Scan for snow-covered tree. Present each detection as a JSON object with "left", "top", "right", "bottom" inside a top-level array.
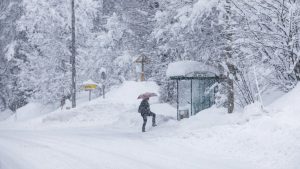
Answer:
[
  {"left": 2, "top": 0, "right": 298, "bottom": 111},
  {"left": 0, "top": 0, "right": 23, "bottom": 111},
  {"left": 17, "top": 0, "right": 98, "bottom": 104},
  {"left": 80, "top": 0, "right": 159, "bottom": 87},
  {"left": 239, "top": 0, "right": 300, "bottom": 92},
  {"left": 150, "top": 0, "right": 266, "bottom": 109}
]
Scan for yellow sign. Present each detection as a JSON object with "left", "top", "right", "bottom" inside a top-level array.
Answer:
[{"left": 84, "top": 84, "right": 97, "bottom": 90}]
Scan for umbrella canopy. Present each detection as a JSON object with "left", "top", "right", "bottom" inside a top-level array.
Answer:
[{"left": 137, "top": 92, "right": 158, "bottom": 99}]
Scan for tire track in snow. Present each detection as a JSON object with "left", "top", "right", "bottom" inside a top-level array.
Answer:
[
  {"left": 0, "top": 128, "right": 256, "bottom": 169},
  {"left": 0, "top": 131, "right": 96, "bottom": 169},
  {"left": 0, "top": 130, "right": 172, "bottom": 169},
  {"left": 0, "top": 146, "right": 32, "bottom": 169}
]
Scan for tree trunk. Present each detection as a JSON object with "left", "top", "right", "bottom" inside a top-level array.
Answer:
[
  {"left": 0, "top": 95, "right": 7, "bottom": 111},
  {"left": 294, "top": 60, "right": 300, "bottom": 81},
  {"left": 226, "top": 63, "right": 234, "bottom": 113},
  {"left": 225, "top": 0, "right": 234, "bottom": 113}
]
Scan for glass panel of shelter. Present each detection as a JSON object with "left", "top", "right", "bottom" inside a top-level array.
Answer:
[
  {"left": 178, "top": 78, "right": 217, "bottom": 117},
  {"left": 192, "top": 79, "right": 217, "bottom": 115},
  {"left": 178, "top": 80, "right": 192, "bottom": 117}
]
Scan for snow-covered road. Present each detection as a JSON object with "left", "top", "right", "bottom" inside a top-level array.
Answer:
[
  {"left": 1, "top": 82, "right": 299, "bottom": 169},
  {"left": 0, "top": 127, "right": 253, "bottom": 169}
]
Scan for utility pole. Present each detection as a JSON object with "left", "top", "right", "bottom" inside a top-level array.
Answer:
[{"left": 71, "top": 0, "right": 76, "bottom": 108}]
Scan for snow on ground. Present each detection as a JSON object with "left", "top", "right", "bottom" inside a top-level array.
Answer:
[
  {"left": 1, "top": 88, "right": 101, "bottom": 124},
  {"left": 34, "top": 81, "right": 166, "bottom": 129},
  {"left": 0, "top": 109, "right": 14, "bottom": 121},
  {"left": 0, "top": 81, "right": 299, "bottom": 169},
  {"left": 6, "top": 102, "right": 56, "bottom": 122}
]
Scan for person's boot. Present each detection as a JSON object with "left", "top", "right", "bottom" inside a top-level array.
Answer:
[
  {"left": 142, "top": 123, "right": 146, "bottom": 132},
  {"left": 142, "top": 115, "right": 148, "bottom": 132},
  {"left": 152, "top": 113, "right": 156, "bottom": 127}
]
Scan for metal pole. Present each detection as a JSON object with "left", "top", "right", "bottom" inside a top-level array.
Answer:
[
  {"left": 176, "top": 80, "right": 179, "bottom": 121},
  {"left": 190, "top": 79, "right": 193, "bottom": 116},
  {"left": 89, "top": 90, "right": 91, "bottom": 101},
  {"left": 102, "top": 85, "right": 105, "bottom": 99},
  {"left": 214, "top": 79, "right": 217, "bottom": 104},
  {"left": 209, "top": 80, "right": 212, "bottom": 106}
]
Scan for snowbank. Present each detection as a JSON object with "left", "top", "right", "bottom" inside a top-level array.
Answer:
[
  {"left": 1, "top": 88, "right": 97, "bottom": 122},
  {"left": 268, "top": 84, "right": 300, "bottom": 128},
  {"left": 35, "top": 81, "right": 176, "bottom": 129},
  {"left": 166, "top": 85, "right": 300, "bottom": 169},
  {"left": 106, "top": 81, "right": 160, "bottom": 104},
  {"left": 175, "top": 106, "right": 238, "bottom": 130},
  {"left": 166, "top": 60, "right": 220, "bottom": 77},
  {"left": 1, "top": 82, "right": 300, "bottom": 169},
  {"left": 10, "top": 102, "right": 56, "bottom": 121},
  {"left": 0, "top": 109, "right": 14, "bottom": 121},
  {"left": 0, "top": 81, "right": 166, "bottom": 127}
]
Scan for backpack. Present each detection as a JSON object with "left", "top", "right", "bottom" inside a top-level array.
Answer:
[
  {"left": 138, "top": 104, "right": 143, "bottom": 113},
  {"left": 138, "top": 100, "right": 150, "bottom": 114}
]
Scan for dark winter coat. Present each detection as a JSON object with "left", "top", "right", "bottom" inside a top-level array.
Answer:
[{"left": 138, "top": 99, "right": 151, "bottom": 115}]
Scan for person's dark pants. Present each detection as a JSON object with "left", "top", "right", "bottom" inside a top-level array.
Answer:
[{"left": 141, "top": 112, "right": 156, "bottom": 132}]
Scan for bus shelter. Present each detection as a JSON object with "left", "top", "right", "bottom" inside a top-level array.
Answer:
[{"left": 166, "top": 61, "right": 222, "bottom": 120}]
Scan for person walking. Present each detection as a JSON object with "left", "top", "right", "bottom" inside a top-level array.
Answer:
[{"left": 138, "top": 97, "right": 157, "bottom": 132}]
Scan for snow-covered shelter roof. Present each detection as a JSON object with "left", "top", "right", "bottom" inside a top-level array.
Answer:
[{"left": 166, "top": 61, "right": 220, "bottom": 78}]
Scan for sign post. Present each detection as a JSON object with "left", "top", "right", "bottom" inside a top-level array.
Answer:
[
  {"left": 82, "top": 80, "right": 98, "bottom": 101},
  {"left": 134, "top": 55, "right": 150, "bottom": 81}
]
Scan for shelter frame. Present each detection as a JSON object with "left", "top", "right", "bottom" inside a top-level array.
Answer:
[{"left": 170, "top": 76, "right": 222, "bottom": 121}]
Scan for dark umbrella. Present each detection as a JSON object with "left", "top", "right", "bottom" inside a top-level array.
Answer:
[{"left": 137, "top": 92, "right": 158, "bottom": 99}]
